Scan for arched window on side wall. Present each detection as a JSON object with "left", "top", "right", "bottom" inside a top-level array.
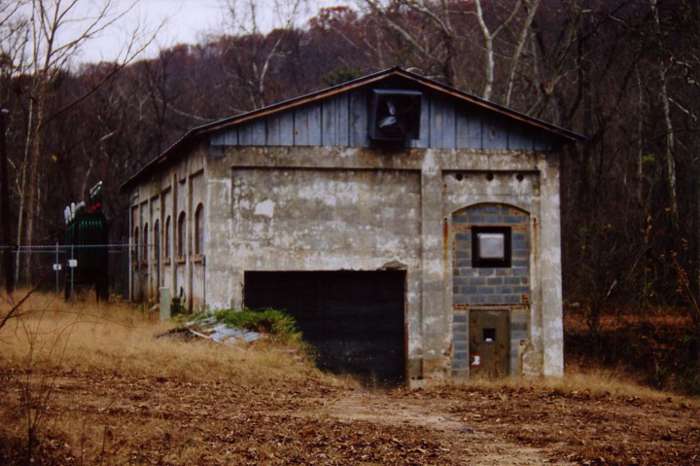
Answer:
[
  {"left": 194, "top": 203, "right": 204, "bottom": 255},
  {"left": 143, "top": 223, "right": 149, "bottom": 265},
  {"left": 164, "top": 216, "right": 171, "bottom": 260},
  {"left": 133, "top": 226, "right": 139, "bottom": 265},
  {"left": 177, "top": 212, "right": 186, "bottom": 259},
  {"left": 154, "top": 220, "right": 160, "bottom": 261}
]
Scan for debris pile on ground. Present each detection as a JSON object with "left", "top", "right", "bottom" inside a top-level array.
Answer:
[
  {"left": 158, "top": 315, "right": 263, "bottom": 345},
  {"left": 194, "top": 320, "right": 263, "bottom": 344},
  {"left": 158, "top": 308, "right": 300, "bottom": 346}
]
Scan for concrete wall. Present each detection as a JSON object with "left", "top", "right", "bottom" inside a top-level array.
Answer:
[
  {"left": 200, "top": 145, "right": 561, "bottom": 381},
  {"left": 128, "top": 137, "right": 564, "bottom": 382},
  {"left": 128, "top": 144, "right": 207, "bottom": 310}
]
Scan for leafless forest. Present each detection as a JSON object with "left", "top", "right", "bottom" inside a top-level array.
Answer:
[{"left": 0, "top": 0, "right": 699, "bottom": 391}]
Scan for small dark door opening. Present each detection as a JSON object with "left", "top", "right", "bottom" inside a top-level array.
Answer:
[
  {"left": 244, "top": 271, "right": 406, "bottom": 384},
  {"left": 469, "top": 309, "right": 510, "bottom": 378}
]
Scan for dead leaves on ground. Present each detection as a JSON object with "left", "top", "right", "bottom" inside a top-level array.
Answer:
[{"left": 1, "top": 370, "right": 699, "bottom": 465}]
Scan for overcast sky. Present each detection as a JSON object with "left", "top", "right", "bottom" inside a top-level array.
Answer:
[{"left": 59, "top": 0, "right": 348, "bottom": 64}]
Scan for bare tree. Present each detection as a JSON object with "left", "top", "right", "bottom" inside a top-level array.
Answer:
[
  {"left": 0, "top": 0, "right": 29, "bottom": 70},
  {"left": 361, "top": 0, "right": 536, "bottom": 101},
  {"left": 473, "top": 0, "right": 522, "bottom": 100},
  {"left": 219, "top": 0, "right": 307, "bottom": 108},
  {"left": 16, "top": 0, "right": 154, "bottom": 284},
  {"left": 504, "top": 0, "right": 540, "bottom": 106},
  {"left": 650, "top": 0, "right": 678, "bottom": 230},
  {"left": 0, "top": 1, "right": 30, "bottom": 294}
]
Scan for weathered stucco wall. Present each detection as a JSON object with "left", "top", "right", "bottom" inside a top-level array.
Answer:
[
  {"left": 128, "top": 143, "right": 207, "bottom": 309},
  {"left": 204, "top": 145, "right": 561, "bottom": 381},
  {"left": 128, "top": 142, "right": 564, "bottom": 383}
]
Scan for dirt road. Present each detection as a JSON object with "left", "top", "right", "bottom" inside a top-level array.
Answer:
[{"left": 1, "top": 368, "right": 698, "bottom": 465}]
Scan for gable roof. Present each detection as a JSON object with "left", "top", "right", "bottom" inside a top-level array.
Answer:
[{"left": 121, "top": 66, "right": 585, "bottom": 191}]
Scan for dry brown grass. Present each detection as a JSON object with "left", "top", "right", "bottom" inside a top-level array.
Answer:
[
  {"left": 2, "top": 291, "right": 692, "bottom": 399},
  {"left": 564, "top": 305, "right": 693, "bottom": 333},
  {"left": 0, "top": 290, "right": 339, "bottom": 387},
  {"left": 1, "top": 292, "right": 698, "bottom": 464},
  {"left": 441, "top": 366, "right": 697, "bottom": 404}
]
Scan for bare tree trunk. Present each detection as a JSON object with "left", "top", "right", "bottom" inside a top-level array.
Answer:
[
  {"left": 659, "top": 65, "right": 679, "bottom": 229},
  {"left": 505, "top": 0, "right": 540, "bottom": 107},
  {"left": 474, "top": 0, "right": 495, "bottom": 101},
  {"left": 15, "top": 97, "right": 32, "bottom": 286},
  {"left": 0, "top": 107, "right": 13, "bottom": 294},
  {"left": 23, "top": 78, "right": 47, "bottom": 284},
  {"left": 475, "top": 0, "right": 522, "bottom": 102},
  {"left": 650, "top": 0, "right": 679, "bottom": 230},
  {"left": 635, "top": 66, "right": 650, "bottom": 306},
  {"left": 635, "top": 66, "right": 644, "bottom": 206},
  {"left": 79, "top": 151, "right": 94, "bottom": 198}
]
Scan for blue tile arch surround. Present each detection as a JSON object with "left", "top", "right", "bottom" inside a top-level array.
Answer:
[{"left": 452, "top": 204, "right": 530, "bottom": 307}]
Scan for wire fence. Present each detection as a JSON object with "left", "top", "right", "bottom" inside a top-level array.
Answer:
[
  {"left": 1, "top": 242, "right": 209, "bottom": 309},
  {"left": 0, "top": 243, "right": 131, "bottom": 299}
]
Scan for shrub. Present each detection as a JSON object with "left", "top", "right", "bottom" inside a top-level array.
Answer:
[{"left": 213, "top": 308, "right": 300, "bottom": 342}]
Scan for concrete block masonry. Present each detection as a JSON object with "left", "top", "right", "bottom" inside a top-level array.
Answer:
[{"left": 452, "top": 205, "right": 530, "bottom": 307}]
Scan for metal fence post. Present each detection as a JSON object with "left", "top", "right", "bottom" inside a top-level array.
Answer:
[
  {"left": 70, "top": 244, "right": 75, "bottom": 299},
  {"left": 55, "top": 242, "right": 59, "bottom": 293},
  {"left": 202, "top": 255, "right": 206, "bottom": 310}
]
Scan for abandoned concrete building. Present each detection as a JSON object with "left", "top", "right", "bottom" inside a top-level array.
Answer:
[{"left": 122, "top": 67, "right": 583, "bottom": 384}]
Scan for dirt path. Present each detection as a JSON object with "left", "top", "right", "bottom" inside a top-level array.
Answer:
[
  {"left": 1, "top": 369, "right": 699, "bottom": 465},
  {"left": 323, "top": 389, "right": 568, "bottom": 465}
]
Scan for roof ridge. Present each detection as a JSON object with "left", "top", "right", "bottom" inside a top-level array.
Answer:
[{"left": 121, "top": 67, "right": 584, "bottom": 191}]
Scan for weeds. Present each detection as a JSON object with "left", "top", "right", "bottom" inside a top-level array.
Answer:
[
  {"left": 1, "top": 296, "right": 325, "bottom": 385},
  {"left": 212, "top": 308, "right": 300, "bottom": 342},
  {"left": 0, "top": 292, "right": 341, "bottom": 463}
]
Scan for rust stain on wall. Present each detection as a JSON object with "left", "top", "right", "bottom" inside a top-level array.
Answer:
[{"left": 443, "top": 218, "right": 449, "bottom": 263}]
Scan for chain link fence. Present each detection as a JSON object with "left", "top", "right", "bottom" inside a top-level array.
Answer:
[{"left": 0, "top": 243, "right": 131, "bottom": 299}]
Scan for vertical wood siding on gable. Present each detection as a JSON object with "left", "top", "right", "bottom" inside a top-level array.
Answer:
[
  {"left": 456, "top": 108, "right": 482, "bottom": 149},
  {"left": 430, "top": 95, "right": 456, "bottom": 150},
  {"left": 238, "top": 119, "right": 266, "bottom": 146},
  {"left": 349, "top": 89, "right": 369, "bottom": 147},
  {"left": 209, "top": 90, "right": 555, "bottom": 151},
  {"left": 322, "top": 93, "right": 350, "bottom": 146},
  {"left": 294, "top": 104, "right": 322, "bottom": 146},
  {"left": 482, "top": 113, "right": 508, "bottom": 150},
  {"left": 410, "top": 92, "right": 431, "bottom": 149}
]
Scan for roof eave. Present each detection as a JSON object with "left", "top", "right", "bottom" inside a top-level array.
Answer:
[
  {"left": 120, "top": 129, "right": 199, "bottom": 192},
  {"left": 392, "top": 68, "right": 586, "bottom": 143},
  {"left": 122, "top": 66, "right": 586, "bottom": 191}
]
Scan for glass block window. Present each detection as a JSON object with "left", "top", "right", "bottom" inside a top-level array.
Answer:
[{"left": 472, "top": 226, "right": 511, "bottom": 268}]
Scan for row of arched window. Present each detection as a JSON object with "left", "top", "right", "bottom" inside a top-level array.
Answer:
[{"left": 133, "top": 203, "right": 204, "bottom": 265}]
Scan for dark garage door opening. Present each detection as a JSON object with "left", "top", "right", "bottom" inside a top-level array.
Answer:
[{"left": 244, "top": 271, "right": 406, "bottom": 384}]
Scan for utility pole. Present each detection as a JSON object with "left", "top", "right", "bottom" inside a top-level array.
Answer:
[{"left": 0, "top": 107, "right": 14, "bottom": 294}]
